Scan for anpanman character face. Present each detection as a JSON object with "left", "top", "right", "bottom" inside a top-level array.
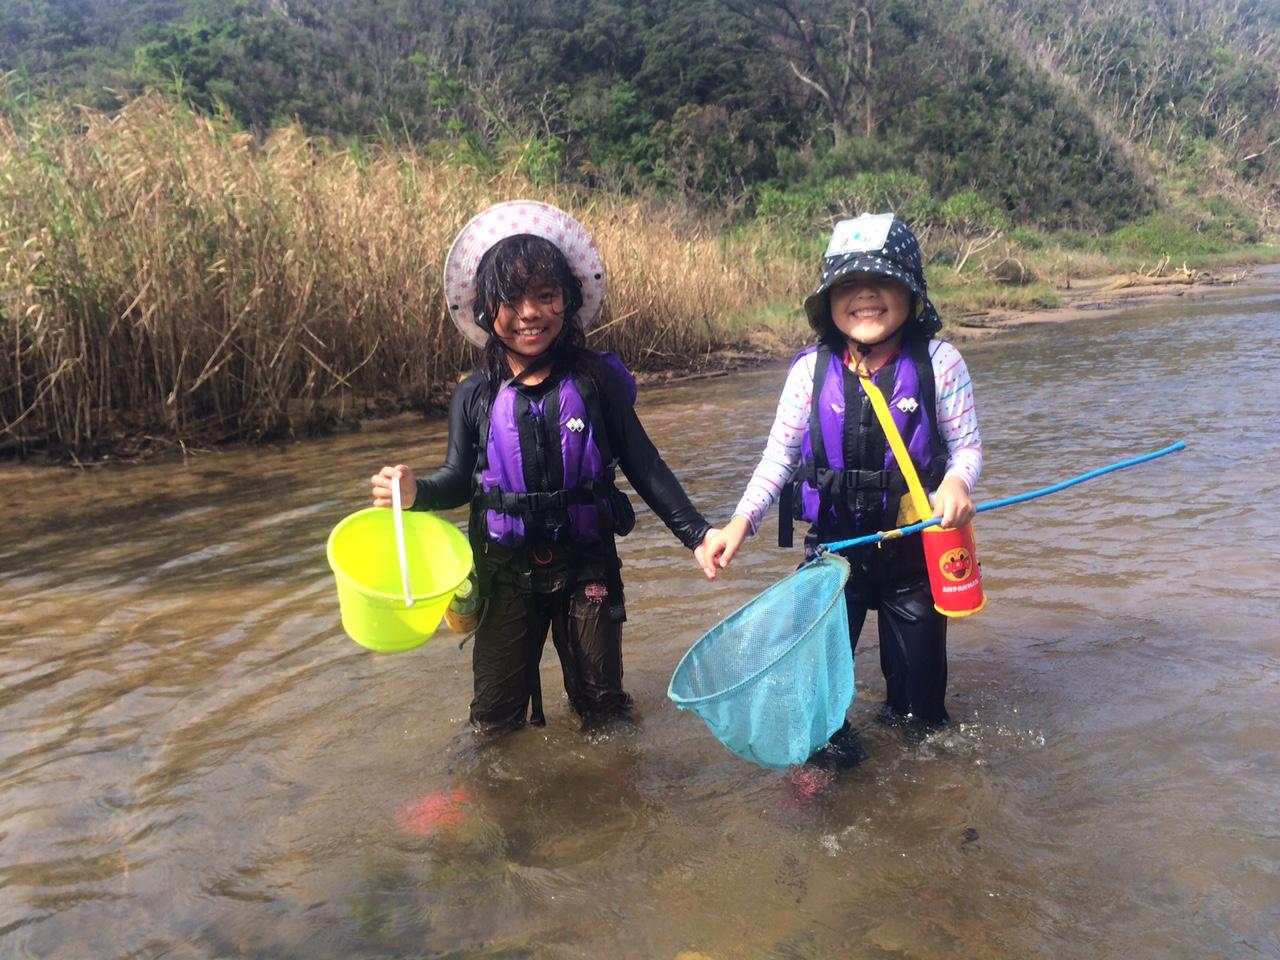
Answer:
[{"left": 939, "top": 547, "right": 972, "bottom": 583}]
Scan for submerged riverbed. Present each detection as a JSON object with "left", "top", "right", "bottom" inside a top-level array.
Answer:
[{"left": 2, "top": 273, "right": 1278, "bottom": 959}]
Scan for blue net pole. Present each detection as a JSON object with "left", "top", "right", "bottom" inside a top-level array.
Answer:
[{"left": 818, "top": 441, "right": 1186, "bottom": 554}]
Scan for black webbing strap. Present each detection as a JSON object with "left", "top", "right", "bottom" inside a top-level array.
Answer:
[
  {"left": 807, "top": 346, "right": 833, "bottom": 482},
  {"left": 818, "top": 467, "right": 896, "bottom": 492},
  {"left": 474, "top": 485, "right": 601, "bottom": 512},
  {"left": 778, "top": 481, "right": 794, "bottom": 548},
  {"left": 527, "top": 629, "right": 546, "bottom": 726}
]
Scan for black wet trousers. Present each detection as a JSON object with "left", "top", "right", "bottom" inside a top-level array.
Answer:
[
  {"left": 470, "top": 558, "right": 631, "bottom": 731},
  {"left": 845, "top": 576, "right": 949, "bottom": 725},
  {"left": 820, "top": 535, "right": 950, "bottom": 726}
]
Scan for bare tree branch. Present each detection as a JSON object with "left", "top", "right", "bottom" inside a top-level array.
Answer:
[{"left": 718, "top": 0, "right": 875, "bottom": 144}]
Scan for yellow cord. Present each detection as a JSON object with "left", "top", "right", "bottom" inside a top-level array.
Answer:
[{"left": 858, "top": 375, "right": 934, "bottom": 522}]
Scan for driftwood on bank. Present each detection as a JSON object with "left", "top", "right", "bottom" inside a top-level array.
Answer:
[{"left": 1103, "top": 255, "right": 1247, "bottom": 290}]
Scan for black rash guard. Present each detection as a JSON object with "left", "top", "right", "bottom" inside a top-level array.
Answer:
[{"left": 411, "top": 366, "right": 710, "bottom": 551}]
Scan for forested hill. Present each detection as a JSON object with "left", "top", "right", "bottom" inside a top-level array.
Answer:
[{"left": 3, "top": 0, "right": 1279, "bottom": 235}]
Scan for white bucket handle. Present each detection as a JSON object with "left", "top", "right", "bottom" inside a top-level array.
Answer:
[{"left": 390, "top": 471, "right": 414, "bottom": 608}]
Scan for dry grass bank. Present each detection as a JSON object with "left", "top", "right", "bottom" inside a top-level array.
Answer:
[{"left": 0, "top": 94, "right": 807, "bottom": 459}]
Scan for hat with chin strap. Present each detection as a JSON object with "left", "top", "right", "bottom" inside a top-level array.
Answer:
[
  {"left": 803, "top": 213, "right": 941, "bottom": 338},
  {"left": 443, "top": 200, "right": 606, "bottom": 348}
]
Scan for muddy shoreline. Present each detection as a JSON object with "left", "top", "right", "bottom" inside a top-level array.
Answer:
[{"left": 939, "top": 266, "right": 1273, "bottom": 341}]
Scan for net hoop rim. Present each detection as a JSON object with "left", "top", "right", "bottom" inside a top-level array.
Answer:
[{"left": 667, "top": 552, "right": 851, "bottom": 708}]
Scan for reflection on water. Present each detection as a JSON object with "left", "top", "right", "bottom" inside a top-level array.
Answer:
[{"left": 2, "top": 273, "right": 1278, "bottom": 958}]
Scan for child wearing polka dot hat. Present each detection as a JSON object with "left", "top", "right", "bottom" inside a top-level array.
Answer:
[
  {"left": 370, "top": 200, "right": 715, "bottom": 732},
  {"left": 700, "top": 213, "right": 984, "bottom": 758}
]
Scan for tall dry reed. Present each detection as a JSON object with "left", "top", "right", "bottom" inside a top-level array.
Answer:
[{"left": 0, "top": 93, "right": 806, "bottom": 458}]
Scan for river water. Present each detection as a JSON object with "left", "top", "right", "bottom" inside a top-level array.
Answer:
[{"left": 2, "top": 273, "right": 1278, "bottom": 959}]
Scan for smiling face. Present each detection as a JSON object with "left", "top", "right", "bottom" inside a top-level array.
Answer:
[
  {"left": 940, "top": 547, "right": 973, "bottom": 582},
  {"left": 490, "top": 278, "right": 566, "bottom": 361},
  {"left": 828, "top": 273, "right": 912, "bottom": 348}
]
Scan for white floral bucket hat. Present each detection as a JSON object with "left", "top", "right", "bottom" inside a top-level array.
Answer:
[{"left": 443, "top": 200, "right": 606, "bottom": 348}]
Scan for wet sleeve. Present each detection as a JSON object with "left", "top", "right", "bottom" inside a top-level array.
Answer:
[
  {"left": 410, "top": 374, "right": 482, "bottom": 511},
  {"left": 600, "top": 373, "right": 711, "bottom": 551}
]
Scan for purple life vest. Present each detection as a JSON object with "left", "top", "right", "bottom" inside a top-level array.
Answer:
[
  {"left": 478, "top": 354, "right": 635, "bottom": 549},
  {"left": 793, "top": 340, "right": 945, "bottom": 536}
]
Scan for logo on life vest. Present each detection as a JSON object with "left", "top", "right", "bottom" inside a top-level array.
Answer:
[
  {"left": 566, "top": 417, "right": 586, "bottom": 433},
  {"left": 939, "top": 547, "right": 972, "bottom": 582},
  {"left": 895, "top": 397, "right": 918, "bottom": 413}
]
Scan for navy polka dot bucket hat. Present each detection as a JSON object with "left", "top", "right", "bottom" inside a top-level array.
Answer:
[{"left": 803, "top": 213, "right": 941, "bottom": 337}]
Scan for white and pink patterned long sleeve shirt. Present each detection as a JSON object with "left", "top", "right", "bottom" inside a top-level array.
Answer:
[{"left": 733, "top": 339, "right": 982, "bottom": 534}]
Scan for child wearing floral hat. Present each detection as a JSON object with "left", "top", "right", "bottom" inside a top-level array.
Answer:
[
  {"left": 699, "top": 213, "right": 983, "bottom": 757},
  {"left": 370, "top": 201, "right": 715, "bottom": 732}
]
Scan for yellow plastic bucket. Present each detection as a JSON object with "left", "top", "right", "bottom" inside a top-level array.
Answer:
[{"left": 327, "top": 508, "right": 473, "bottom": 653}]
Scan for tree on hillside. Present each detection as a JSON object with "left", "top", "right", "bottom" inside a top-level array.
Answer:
[
  {"left": 987, "top": 0, "right": 1280, "bottom": 222},
  {"left": 2, "top": 0, "right": 1274, "bottom": 229},
  {"left": 719, "top": 0, "right": 876, "bottom": 144}
]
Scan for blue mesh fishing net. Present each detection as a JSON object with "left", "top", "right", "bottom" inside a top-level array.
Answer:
[{"left": 668, "top": 553, "right": 854, "bottom": 769}]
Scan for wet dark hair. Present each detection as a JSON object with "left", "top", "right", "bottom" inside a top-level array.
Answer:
[{"left": 472, "top": 234, "right": 599, "bottom": 391}]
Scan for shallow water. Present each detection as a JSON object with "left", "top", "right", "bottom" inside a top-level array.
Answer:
[{"left": 2, "top": 272, "right": 1278, "bottom": 959}]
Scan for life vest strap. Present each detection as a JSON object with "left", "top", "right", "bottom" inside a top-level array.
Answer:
[
  {"left": 475, "top": 484, "right": 603, "bottom": 514},
  {"left": 815, "top": 467, "right": 899, "bottom": 493}
]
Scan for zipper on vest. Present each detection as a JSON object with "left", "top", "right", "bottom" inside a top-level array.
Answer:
[
  {"left": 528, "top": 398, "right": 552, "bottom": 492},
  {"left": 858, "top": 390, "right": 873, "bottom": 470}
]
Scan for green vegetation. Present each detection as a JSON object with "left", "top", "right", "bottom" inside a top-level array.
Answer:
[
  {"left": 2, "top": 0, "right": 1278, "bottom": 457},
  {"left": 4, "top": 0, "right": 1278, "bottom": 234}
]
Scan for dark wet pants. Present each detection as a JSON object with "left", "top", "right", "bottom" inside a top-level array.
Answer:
[
  {"left": 819, "top": 535, "right": 950, "bottom": 726},
  {"left": 470, "top": 554, "right": 632, "bottom": 731},
  {"left": 845, "top": 577, "right": 949, "bottom": 725}
]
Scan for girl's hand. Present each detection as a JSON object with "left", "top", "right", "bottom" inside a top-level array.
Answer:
[
  {"left": 696, "top": 516, "right": 752, "bottom": 580},
  {"left": 371, "top": 464, "right": 416, "bottom": 509},
  {"left": 693, "top": 538, "right": 718, "bottom": 580},
  {"left": 932, "top": 475, "right": 974, "bottom": 529}
]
